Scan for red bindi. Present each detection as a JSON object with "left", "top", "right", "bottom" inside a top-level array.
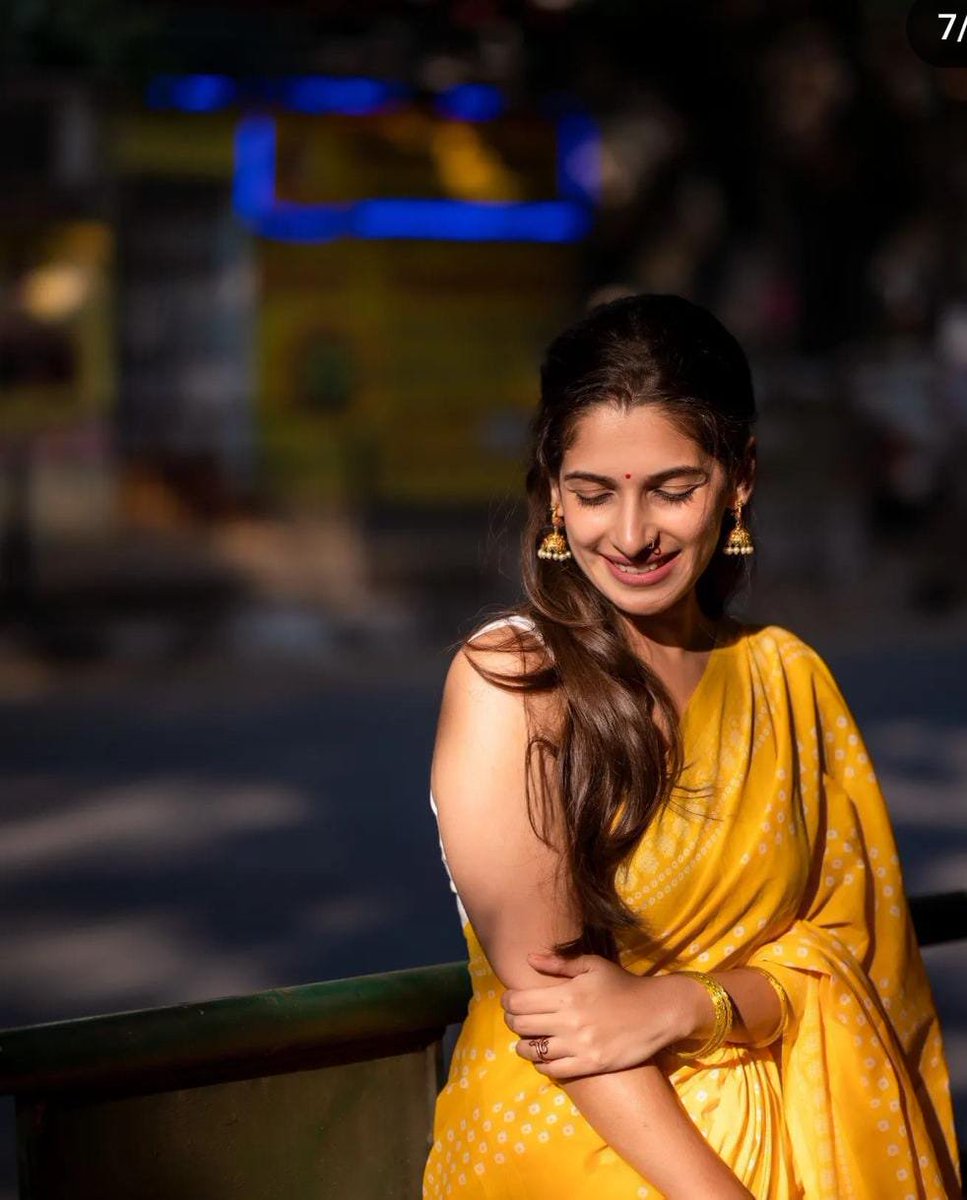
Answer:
[{"left": 624, "top": 473, "right": 631, "bottom": 479}]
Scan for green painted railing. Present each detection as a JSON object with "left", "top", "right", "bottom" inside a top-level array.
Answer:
[
  {"left": 0, "top": 960, "right": 472, "bottom": 1098},
  {"left": 0, "top": 961, "right": 472, "bottom": 1200},
  {"left": 0, "top": 890, "right": 963, "bottom": 1200}
]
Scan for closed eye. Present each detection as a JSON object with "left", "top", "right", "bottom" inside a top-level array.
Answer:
[
  {"left": 573, "top": 488, "right": 699, "bottom": 508},
  {"left": 655, "top": 488, "right": 699, "bottom": 504}
]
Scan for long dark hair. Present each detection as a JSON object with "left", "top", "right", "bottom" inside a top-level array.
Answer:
[{"left": 464, "top": 294, "right": 757, "bottom": 961}]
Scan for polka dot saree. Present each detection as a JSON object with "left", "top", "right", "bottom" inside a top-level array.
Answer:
[{"left": 423, "top": 622, "right": 961, "bottom": 1198}]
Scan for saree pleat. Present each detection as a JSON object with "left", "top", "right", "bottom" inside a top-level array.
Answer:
[{"left": 423, "top": 622, "right": 961, "bottom": 1198}]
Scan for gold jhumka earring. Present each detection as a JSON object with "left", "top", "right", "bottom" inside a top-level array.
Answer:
[
  {"left": 723, "top": 500, "right": 754, "bottom": 556},
  {"left": 537, "top": 503, "right": 572, "bottom": 561}
]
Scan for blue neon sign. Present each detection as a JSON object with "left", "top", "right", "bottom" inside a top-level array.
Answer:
[{"left": 150, "top": 75, "right": 599, "bottom": 244}]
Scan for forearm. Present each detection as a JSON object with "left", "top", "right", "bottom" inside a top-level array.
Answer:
[
  {"left": 561, "top": 1063, "right": 753, "bottom": 1200},
  {"left": 678, "top": 967, "right": 784, "bottom": 1050}
]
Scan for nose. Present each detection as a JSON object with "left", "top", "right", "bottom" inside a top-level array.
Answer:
[{"left": 611, "top": 500, "right": 660, "bottom": 560}]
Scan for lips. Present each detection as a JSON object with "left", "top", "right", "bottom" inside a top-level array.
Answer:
[
  {"left": 605, "top": 551, "right": 679, "bottom": 570},
  {"left": 601, "top": 550, "right": 681, "bottom": 587}
]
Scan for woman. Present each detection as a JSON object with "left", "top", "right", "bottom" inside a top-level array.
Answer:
[{"left": 422, "top": 294, "right": 961, "bottom": 1199}]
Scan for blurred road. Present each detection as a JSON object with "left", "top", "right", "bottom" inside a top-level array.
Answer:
[{"left": 0, "top": 619, "right": 964, "bottom": 1196}]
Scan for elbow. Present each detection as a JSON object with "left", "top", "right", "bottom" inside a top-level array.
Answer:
[{"left": 470, "top": 917, "right": 563, "bottom": 992}]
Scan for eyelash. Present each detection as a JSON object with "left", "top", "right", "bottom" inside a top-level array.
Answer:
[{"left": 574, "top": 488, "right": 699, "bottom": 508}]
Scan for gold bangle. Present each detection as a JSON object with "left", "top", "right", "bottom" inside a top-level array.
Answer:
[
  {"left": 676, "top": 970, "right": 734, "bottom": 1060},
  {"left": 744, "top": 966, "right": 791, "bottom": 1048}
]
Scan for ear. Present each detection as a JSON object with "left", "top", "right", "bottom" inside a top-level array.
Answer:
[
  {"left": 735, "top": 437, "right": 756, "bottom": 507},
  {"left": 548, "top": 481, "right": 562, "bottom": 515}
]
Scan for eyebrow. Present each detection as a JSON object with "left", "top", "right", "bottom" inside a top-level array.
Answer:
[{"left": 563, "top": 466, "right": 707, "bottom": 486}]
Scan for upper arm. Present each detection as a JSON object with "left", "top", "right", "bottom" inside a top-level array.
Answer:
[{"left": 430, "top": 633, "right": 580, "bottom": 990}]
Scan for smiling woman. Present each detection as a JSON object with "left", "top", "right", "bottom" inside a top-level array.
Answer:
[
  {"left": 565, "top": 469, "right": 710, "bottom": 557},
  {"left": 552, "top": 403, "right": 746, "bottom": 638},
  {"left": 422, "top": 294, "right": 961, "bottom": 1199}
]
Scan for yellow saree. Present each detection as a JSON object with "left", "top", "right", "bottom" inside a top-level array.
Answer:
[{"left": 423, "top": 620, "right": 961, "bottom": 1199}]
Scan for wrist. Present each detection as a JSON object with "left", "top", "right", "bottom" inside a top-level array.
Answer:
[
  {"left": 672, "top": 971, "right": 734, "bottom": 1059},
  {"left": 663, "top": 971, "right": 717, "bottom": 1044},
  {"left": 743, "top": 966, "right": 791, "bottom": 1047}
]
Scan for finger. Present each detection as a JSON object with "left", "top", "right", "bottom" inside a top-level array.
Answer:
[
  {"left": 530, "top": 1056, "right": 586, "bottom": 1081},
  {"left": 526, "top": 951, "right": 589, "bottom": 978},
  {"left": 502, "top": 983, "right": 570, "bottom": 1016},
  {"left": 505, "top": 1011, "right": 565, "bottom": 1037},
  {"left": 514, "top": 1036, "right": 561, "bottom": 1064}
]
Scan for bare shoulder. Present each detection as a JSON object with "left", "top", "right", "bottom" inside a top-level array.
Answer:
[
  {"left": 431, "top": 615, "right": 577, "bottom": 982},
  {"left": 431, "top": 614, "right": 565, "bottom": 862},
  {"left": 440, "top": 614, "right": 562, "bottom": 751}
]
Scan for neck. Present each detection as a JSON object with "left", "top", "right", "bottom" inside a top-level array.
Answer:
[{"left": 620, "top": 592, "right": 719, "bottom": 657}]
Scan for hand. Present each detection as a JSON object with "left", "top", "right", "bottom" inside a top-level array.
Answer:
[{"left": 501, "top": 951, "right": 704, "bottom": 1080}]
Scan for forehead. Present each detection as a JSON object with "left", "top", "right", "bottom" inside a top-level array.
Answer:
[{"left": 563, "top": 404, "right": 707, "bottom": 467}]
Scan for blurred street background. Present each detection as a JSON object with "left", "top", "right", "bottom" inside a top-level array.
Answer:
[{"left": 2, "top": 0, "right": 967, "bottom": 1194}]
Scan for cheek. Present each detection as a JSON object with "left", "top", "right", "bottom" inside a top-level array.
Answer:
[
  {"left": 674, "top": 505, "right": 716, "bottom": 542},
  {"left": 673, "top": 511, "right": 725, "bottom": 563},
  {"left": 689, "top": 493, "right": 727, "bottom": 536},
  {"left": 567, "top": 507, "right": 608, "bottom": 537}
]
